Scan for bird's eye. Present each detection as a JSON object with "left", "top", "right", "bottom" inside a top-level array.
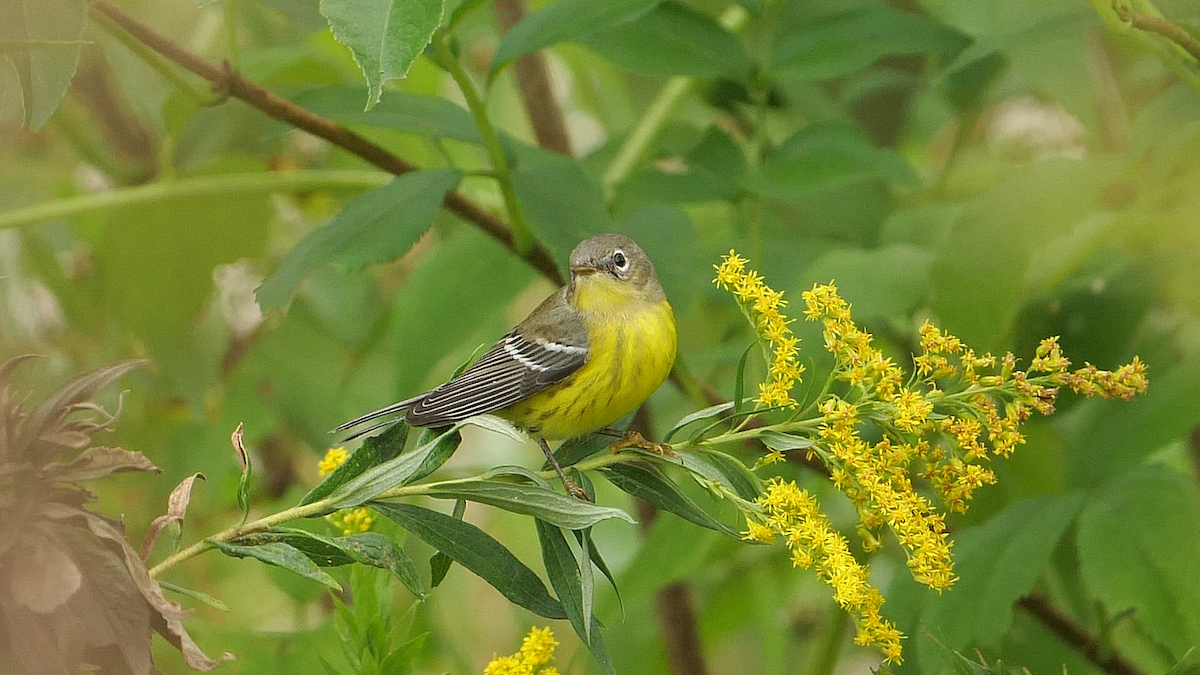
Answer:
[{"left": 613, "top": 250, "right": 629, "bottom": 270}]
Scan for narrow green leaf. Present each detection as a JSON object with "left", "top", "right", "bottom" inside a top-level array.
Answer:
[
  {"left": 579, "top": 528, "right": 622, "bottom": 616},
  {"left": 158, "top": 581, "right": 231, "bottom": 612},
  {"left": 463, "top": 414, "right": 525, "bottom": 444},
  {"left": 492, "top": 0, "right": 658, "bottom": 74},
  {"left": 230, "top": 529, "right": 350, "bottom": 565},
  {"left": 480, "top": 464, "right": 553, "bottom": 489},
  {"left": 336, "top": 532, "right": 426, "bottom": 600},
  {"left": 405, "top": 428, "right": 463, "bottom": 485},
  {"left": 422, "top": 479, "right": 635, "bottom": 530},
  {"left": 210, "top": 540, "right": 342, "bottom": 590},
  {"left": 328, "top": 427, "right": 462, "bottom": 509},
  {"left": 759, "top": 430, "right": 814, "bottom": 452},
  {"left": 663, "top": 400, "right": 736, "bottom": 443},
  {"left": 672, "top": 449, "right": 761, "bottom": 502},
  {"left": 535, "top": 521, "right": 615, "bottom": 675},
  {"left": 578, "top": 530, "right": 594, "bottom": 638},
  {"left": 550, "top": 432, "right": 612, "bottom": 470},
  {"left": 0, "top": 0, "right": 87, "bottom": 130},
  {"left": 733, "top": 340, "right": 756, "bottom": 415},
  {"left": 429, "top": 499, "right": 465, "bottom": 588},
  {"left": 582, "top": 2, "right": 750, "bottom": 78},
  {"left": 373, "top": 502, "right": 567, "bottom": 619},
  {"left": 319, "top": 0, "right": 445, "bottom": 110},
  {"left": 231, "top": 424, "right": 252, "bottom": 525},
  {"left": 600, "top": 463, "right": 738, "bottom": 537},
  {"left": 302, "top": 422, "right": 410, "bottom": 505},
  {"left": 257, "top": 169, "right": 461, "bottom": 309}
]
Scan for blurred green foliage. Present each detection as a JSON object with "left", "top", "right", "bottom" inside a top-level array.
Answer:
[{"left": 3, "top": 0, "right": 1200, "bottom": 673}]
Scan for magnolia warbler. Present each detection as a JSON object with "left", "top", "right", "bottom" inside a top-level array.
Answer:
[{"left": 335, "top": 234, "right": 677, "bottom": 499}]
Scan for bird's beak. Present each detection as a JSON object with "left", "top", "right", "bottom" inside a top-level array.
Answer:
[{"left": 570, "top": 264, "right": 600, "bottom": 277}]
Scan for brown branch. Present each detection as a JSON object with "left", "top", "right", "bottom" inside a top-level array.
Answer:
[
  {"left": 1017, "top": 593, "right": 1147, "bottom": 675},
  {"left": 494, "top": 0, "right": 573, "bottom": 157},
  {"left": 632, "top": 406, "right": 711, "bottom": 675},
  {"left": 88, "top": 0, "right": 564, "bottom": 286},
  {"left": 1129, "top": 12, "right": 1200, "bottom": 63}
]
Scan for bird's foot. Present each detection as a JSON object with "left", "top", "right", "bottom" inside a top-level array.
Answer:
[
  {"left": 564, "top": 479, "right": 592, "bottom": 502},
  {"left": 608, "top": 430, "right": 673, "bottom": 456}
]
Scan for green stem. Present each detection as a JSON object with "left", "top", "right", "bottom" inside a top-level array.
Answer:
[
  {"left": 601, "top": 5, "right": 750, "bottom": 194},
  {"left": 224, "top": 0, "right": 240, "bottom": 69},
  {"left": 432, "top": 34, "right": 535, "bottom": 254},
  {"left": 91, "top": 7, "right": 223, "bottom": 106},
  {"left": 0, "top": 170, "right": 390, "bottom": 231},
  {"left": 149, "top": 498, "right": 335, "bottom": 577}
]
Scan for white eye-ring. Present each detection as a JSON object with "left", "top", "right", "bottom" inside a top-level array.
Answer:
[{"left": 612, "top": 249, "right": 629, "bottom": 271}]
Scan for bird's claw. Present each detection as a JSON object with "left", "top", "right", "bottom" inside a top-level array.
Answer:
[
  {"left": 564, "top": 479, "right": 592, "bottom": 502},
  {"left": 608, "top": 430, "right": 673, "bottom": 456}
]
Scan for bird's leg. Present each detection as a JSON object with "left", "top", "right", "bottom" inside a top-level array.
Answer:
[
  {"left": 607, "top": 430, "right": 673, "bottom": 456},
  {"left": 594, "top": 427, "right": 625, "bottom": 438},
  {"left": 538, "top": 438, "right": 591, "bottom": 502}
]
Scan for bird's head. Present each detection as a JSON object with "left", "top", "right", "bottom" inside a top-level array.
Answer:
[{"left": 567, "top": 234, "right": 665, "bottom": 311}]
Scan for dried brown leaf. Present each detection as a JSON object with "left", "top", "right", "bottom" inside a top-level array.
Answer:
[
  {"left": 17, "top": 359, "right": 146, "bottom": 455},
  {"left": 231, "top": 423, "right": 247, "bottom": 469},
  {"left": 45, "top": 447, "right": 160, "bottom": 483},
  {"left": 140, "top": 473, "right": 205, "bottom": 561}
]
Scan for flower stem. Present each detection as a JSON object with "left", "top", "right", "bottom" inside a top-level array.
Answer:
[{"left": 432, "top": 33, "right": 536, "bottom": 254}]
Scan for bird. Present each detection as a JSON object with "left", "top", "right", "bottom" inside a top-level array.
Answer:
[{"left": 334, "top": 233, "right": 677, "bottom": 499}]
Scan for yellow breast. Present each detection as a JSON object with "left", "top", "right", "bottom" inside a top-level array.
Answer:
[{"left": 502, "top": 295, "right": 676, "bottom": 440}]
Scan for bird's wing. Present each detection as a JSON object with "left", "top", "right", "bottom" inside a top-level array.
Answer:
[{"left": 334, "top": 289, "right": 587, "bottom": 436}]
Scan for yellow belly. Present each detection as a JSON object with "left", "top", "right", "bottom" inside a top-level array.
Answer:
[{"left": 501, "top": 299, "right": 676, "bottom": 440}]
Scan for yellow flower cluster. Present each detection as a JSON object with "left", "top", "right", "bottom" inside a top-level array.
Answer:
[
  {"left": 483, "top": 626, "right": 560, "bottom": 675},
  {"left": 817, "top": 399, "right": 956, "bottom": 590},
  {"left": 318, "top": 448, "right": 373, "bottom": 536},
  {"left": 714, "top": 251, "right": 804, "bottom": 408},
  {"left": 745, "top": 479, "right": 902, "bottom": 663}
]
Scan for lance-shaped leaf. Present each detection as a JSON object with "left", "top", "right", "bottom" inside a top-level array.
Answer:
[
  {"left": 327, "top": 427, "right": 462, "bottom": 509},
  {"left": 320, "top": 0, "right": 445, "bottom": 110},
  {"left": 230, "top": 529, "right": 424, "bottom": 599},
  {"left": 600, "top": 463, "right": 738, "bottom": 537},
  {"left": 140, "top": 473, "right": 206, "bottom": 560},
  {"left": 301, "top": 422, "right": 409, "bottom": 506},
  {"left": 231, "top": 424, "right": 251, "bottom": 524},
  {"left": 373, "top": 502, "right": 567, "bottom": 619},
  {"left": 536, "top": 521, "right": 615, "bottom": 675},
  {"left": 0, "top": 0, "right": 87, "bottom": 130},
  {"left": 158, "top": 581, "right": 231, "bottom": 613},
  {"left": 422, "top": 479, "right": 635, "bottom": 530},
  {"left": 429, "top": 499, "right": 465, "bottom": 587},
  {"left": 663, "top": 400, "right": 737, "bottom": 442},
  {"left": 210, "top": 540, "right": 341, "bottom": 590},
  {"left": 671, "top": 448, "right": 761, "bottom": 502},
  {"left": 493, "top": 0, "right": 658, "bottom": 74},
  {"left": 257, "top": 169, "right": 461, "bottom": 309},
  {"left": 759, "top": 430, "right": 815, "bottom": 452}
]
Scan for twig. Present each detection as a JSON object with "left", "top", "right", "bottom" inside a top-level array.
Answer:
[
  {"left": 1129, "top": 12, "right": 1200, "bottom": 62},
  {"left": 87, "top": 0, "right": 564, "bottom": 285},
  {"left": 1017, "top": 593, "right": 1148, "bottom": 675},
  {"left": 493, "top": 0, "right": 573, "bottom": 157}
]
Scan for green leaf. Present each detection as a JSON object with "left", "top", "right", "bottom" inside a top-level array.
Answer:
[
  {"left": 1077, "top": 466, "right": 1200, "bottom": 657},
  {"left": 429, "top": 498, "right": 464, "bottom": 587},
  {"left": 319, "top": 0, "right": 445, "bottom": 110},
  {"left": 211, "top": 540, "right": 342, "bottom": 590},
  {"left": 257, "top": 169, "right": 461, "bottom": 309},
  {"left": 733, "top": 340, "right": 756, "bottom": 415},
  {"left": 600, "top": 463, "right": 738, "bottom": 537},
  {"left": 663, "top": 400, "right": 737, "bottom": 443},
  {"left": 758, "top": 430, "right": 814, "bottom": 452},
  {"left": 535, "top": 521, "right": 615, "bottom": 675},
  {"left": 771, "top": 0, "right": 969, "bottom": 80},
  {"left": 511, "top": 146, "right": 611, "bottom": 268},
  {"left": 302, "top": 422, "right": 410, "bottom": 505},
  {"left": 582, "top": 2, "right": 750, "bottom": 78},
  {"left": 327, "top": 427, "right": 463, "bottom": 509},
  {"left": 671, "top": 449, "right": 760, "bottom": 502},
  {"left": 741, "top": 124, "right": 915, "bottom": 201},
  {"left": 0, "top": 0, "right": 86, "bottom": 130},
  {"left": 405, "top": 427, "right": 464, "bottom": 484},
  {"left": 422, "top": 479, "right": 636, "bottom": 530},
  {"left": 463, "top": 414, "right": 525, "bottom": 444},
  {"left": 336, "top": 532, "right": 426, "bottom": 600},
  {"left": 373, "top": 502, "right": 568, "bottom": 619},
  {"left": 232, "top": 424, "right": 252, "bottom": 525},
  {"left": 157, "top": 581, "right": 231, "bottom": 612},
  {"left": 492, "top": 0, "right": 658, "bottom": 74},
  {"left": 290, "top": 86, "right": 482, "bottom": 143},
  {"left": 550, "top": 432, "right": 613, "bottom": 470}
]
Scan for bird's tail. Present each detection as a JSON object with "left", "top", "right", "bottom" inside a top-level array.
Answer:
[{"left": 331, "top": 393, "right": 425, "bottom": 440}]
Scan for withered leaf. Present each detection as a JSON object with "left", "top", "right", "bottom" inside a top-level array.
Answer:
[
  {"left": 140, "top": 473, "right": 206, "bottom": 561},
  {"left": 46, "top": 447, "right": 160, "bottom": 484},
  {"left": 17, "top": 359, "right": 146, "bottom": 456}
]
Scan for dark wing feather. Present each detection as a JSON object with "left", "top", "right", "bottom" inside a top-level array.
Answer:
[
  {"left": 405, "top": 331, "right": 586, "bottom": 426},
  {"left": 333, "top": 288, "right": 587, "bottom": 437}
]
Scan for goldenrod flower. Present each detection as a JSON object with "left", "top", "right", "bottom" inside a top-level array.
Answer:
[
  {"left": 484, "top": 626, "right": 559, "bottom": 675},
  {"left": 714, "top": 250, "right": 804, "bottom": 410},
  {"left": 748, "top": 480, "right": 903, "bottom": 662},
  {"left": 318, "top": 447, "right": 349, "bottom": 477}
]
